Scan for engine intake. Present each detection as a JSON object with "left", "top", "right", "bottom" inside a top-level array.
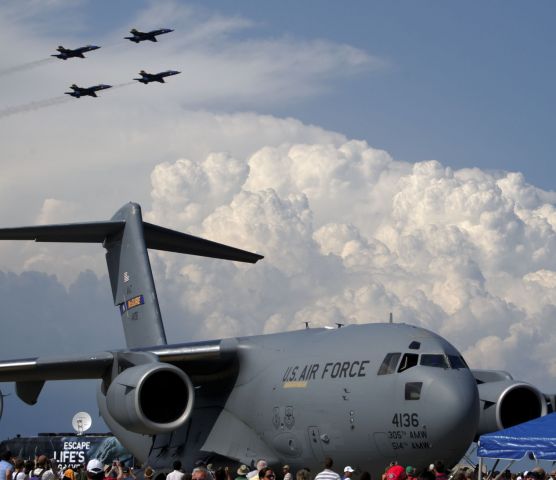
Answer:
[
  {"left": 106, "top": 363, "right": 194, "bottom": 434},
  {"left": 476, "top": 380, "right": 547, "bottom": 436}
]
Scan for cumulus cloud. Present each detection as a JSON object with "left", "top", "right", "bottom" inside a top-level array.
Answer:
[{"left": 143, "top": 141, "right": 556, "bottom": 393}]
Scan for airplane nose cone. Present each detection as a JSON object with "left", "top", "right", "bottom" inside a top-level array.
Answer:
[{"left": 423, "top": 371, "right": 479, "bottom": 460}]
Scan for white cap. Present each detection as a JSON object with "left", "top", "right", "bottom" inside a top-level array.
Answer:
[
  {"left": 86, "top": 460, "right": 104, "bottom": 475},
  {"left": 344, "top": 467, "right": 355, "bottom": 473}
]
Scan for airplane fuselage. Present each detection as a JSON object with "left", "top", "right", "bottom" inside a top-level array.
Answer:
[{"left": 99, "top": 323, "right": 479, "bottom": 476}]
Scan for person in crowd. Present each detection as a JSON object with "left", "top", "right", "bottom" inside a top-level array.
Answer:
[
  {"left": 13, "top": 459, "right": 26, "bottom": 480},
  {"left": 167, "top": 462, "right": 185, "bottom": 480},
  {"left": 192, "top": 468, "right": 211, "bottom": 480},
  {"left": 314, "top": 457, "right": 340, "bottom": 480},
  {"left": 431, "top": 462, "right": 447, "bottom": 480},
  {"left": 385, "top": 463, "right": 406, "bottom": 480},
  {"left": 532, "top": 469, "right": 546, "bottom": 480},
  {"left": 247, "top": 462, "right": 267, "bottom": 480},
  {"left": 343, "top": 467, "right": 354, "bottom": 480},
  {"left": 282, "top": 467, "right": 292, "bottom": 480},
  {"left": 257, "top": 468, "right": 275, "bottom": 480},
  {"left": 102, "top": 465, "right": 112, "bottom": 480},
  {"left": 144, "top": 468, "right": 155, "bottom": 480},
  {"left": 23, "top": 462, "right": 34, "bottom": 479},
  {"left": 224, "top": 467, "right": 234, "bottom": 480},
  {"left": 236, "top": 466, "right": 250, "bottom": 480},
  {"left": 0, "top": 451, "right": 13, "bottom": 480},
  {"left": 360, "top": 473, "right": 371, "bottom": 480},
  {"left": 405, "top": 467, "right": 417, "bottom": 480},
  {"left": 417, "top": 470, "right": 434, "bottom": 480},
  {"left": 295, "top": 470, "right": 310, "bottom": 480},
  {"left": 86, "top": 461, "right": 105, "bottom": 480},
  {"left": 213, "top": 468, "right": 227, "bottom": 480},
  {"left": 32, "top": 456, "right": 56, "bottom": 480},
  {"left": 120, "top": 466, "right": 135, "bottom": 480},
  {"left": 63, "top": 469, "right": 75, "bottom": 480},
  {"left": 463, "top": 469, "right": 474, "bottom": 480},
  {"left": 75, "top": 466, "right": 86, "bottom": 480}
]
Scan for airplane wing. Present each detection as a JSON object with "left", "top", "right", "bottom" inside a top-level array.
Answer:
[{"left": 0, "top": 338, "right": 238, "bottom": 404}]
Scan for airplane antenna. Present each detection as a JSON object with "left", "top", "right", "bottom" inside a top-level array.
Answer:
[
  {"left": 335, "top": 323, "right": 344, "bottom": 328},
  {"left": 389, "top": 312, "right": 393, "bottom": 323},
  {"left": 304, "top": 322, "right": 310, "bottom": 329}
]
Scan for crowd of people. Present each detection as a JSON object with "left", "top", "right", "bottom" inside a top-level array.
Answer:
[{"left": 1, "top": 450, "right": 555, "bottom": 480}]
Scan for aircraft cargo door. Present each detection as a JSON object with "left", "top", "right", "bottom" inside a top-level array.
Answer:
[{"left": 307, "top": 426, "right": 324, "bottom": 459}]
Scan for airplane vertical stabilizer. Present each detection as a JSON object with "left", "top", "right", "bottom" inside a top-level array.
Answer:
[
  {"left": 105, "top": 203, "right": 167, "bottom": 347},
  {"left": 0, "top": 202, "right": 263, "bottom": 349}
]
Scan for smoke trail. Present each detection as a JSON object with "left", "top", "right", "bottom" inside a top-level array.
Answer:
[
  {"left": 0, "top": 96, "right": 72, "bottom": 118},
  {"left": 0, "top": 57, "right": 56, "bottom": 76},
  {"left": 111, "top": 81, "right": 139, "bottom": 89}
]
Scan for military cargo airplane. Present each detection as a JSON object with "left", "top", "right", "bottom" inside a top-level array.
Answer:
[
  {"left": 0, "top": 203, "right": 553, "bottom": 476},
  {"left": 65, "top": 84, "right": 112, "bottom": 98},
  {"left": 52, "top": 45, "right": 101, "bottom": 60},
  {"left": 125, "top": 28, "right": 173, "bottom": 43},
  {"left": 134, "top": 70, "right": 181, "bottom": 84}
]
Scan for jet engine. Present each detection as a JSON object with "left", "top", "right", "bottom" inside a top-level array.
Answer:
[
  {"left": 476, "top": 380, "right": 547, "bottom": 436},
  {"left": 106, "top": 362, "right": 194, "bottom": 435}
]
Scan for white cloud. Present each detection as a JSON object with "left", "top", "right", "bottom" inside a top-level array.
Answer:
[{"left": 143, "top": 140, "right": 556, "bottom": 393}]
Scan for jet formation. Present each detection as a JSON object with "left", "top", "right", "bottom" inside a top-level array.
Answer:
[{"left": 49, "top": 28, "right": 178, "bottom": 98}]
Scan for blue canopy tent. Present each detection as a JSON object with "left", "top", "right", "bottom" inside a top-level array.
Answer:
[
  {"left": 477, "top": 413, "right": 556, "bottom": 478},
  {"left": 478, "top": 413, "right": 556, "bottom": 460}
]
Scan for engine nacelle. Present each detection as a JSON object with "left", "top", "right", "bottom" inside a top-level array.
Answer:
[
  {"left": 476, "top": 380, "right": 547, "bottom": 436},
  {"left": 106, "top": 362, "right": 194, "bottom": 435}
]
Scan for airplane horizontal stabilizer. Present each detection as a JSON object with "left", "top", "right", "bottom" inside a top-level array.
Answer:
[
  {"left": 0, "top": 221, "right": 124, "bottom": 242},
  {"left": 143, "top": 222, "right": 263, "bottom": 263},
  {"left": 0, "top": 219, "right": 263, "bottom": 263}
]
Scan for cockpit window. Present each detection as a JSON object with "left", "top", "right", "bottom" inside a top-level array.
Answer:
[
  {"left": 378, "top": 353, "right": 401, "bottom": 375},
  {"left": 448, "top": 355, "right": 468, "bottom": 369},
  {"left": 420, "top": 354, "right": 449, "bottom": 368},
  {"left": 408, "top": 341, "right": 421, "bottom": 350},
  {"left": 398, "top": 353, "right": 419, "bottom": 373},
  {"left": 405, "top": 382, "right": 423, "bottom": 400}
]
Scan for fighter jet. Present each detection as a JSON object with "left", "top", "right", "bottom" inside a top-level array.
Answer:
[
  {"left": 51, "top": 45, "right": 101, "bottom": 60},
  {"left": 125, "top": 28, "right": 173, "bottom": 43},
  {"left": 134, "top": 70, "right": 181, "bottom": 84},
  {"left": 0, "top": 203, "right": 552, "bottom": 475},
  {"left": 65, "top": 84, "right": 112, "bottom": 98}
]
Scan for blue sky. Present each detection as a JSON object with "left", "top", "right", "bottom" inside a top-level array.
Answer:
[
  {"left": 14, "top": 0, "right": 555, "bottom": 189},
  {"left": 193, "top": 1, "right": 556, "bottom": 190},
  {"left": 1, "top": 0, "right": 556, "bottom": 468},
  {"left": 139, "top": 1, "right": 556, "bottom": 190}
]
